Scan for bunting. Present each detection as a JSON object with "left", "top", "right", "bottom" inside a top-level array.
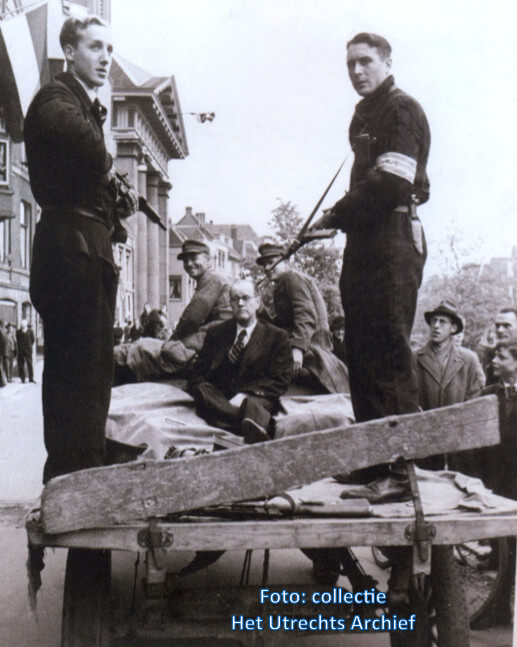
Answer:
[{"left": 0, "top": 2, "right": 48, "bottom": 142}]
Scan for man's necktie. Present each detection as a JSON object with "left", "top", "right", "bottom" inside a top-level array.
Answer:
[
  {"left": 228, "top": 329, "right": 247, "bottom": 364},
  {"left": 92, "top": 98, "right": 107, "bottom": 127}
]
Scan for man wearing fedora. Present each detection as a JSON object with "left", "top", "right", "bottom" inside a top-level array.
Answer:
[
  {"left": 256, "top": 242, "right": 349, "bottom": 394},
  {"left": 414, "top": 300, "right": 484, "bottom": 413}
]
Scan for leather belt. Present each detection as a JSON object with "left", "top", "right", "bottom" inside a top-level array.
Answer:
[{"left": 41, "top": 206, "right": 110, "bottom": 229}]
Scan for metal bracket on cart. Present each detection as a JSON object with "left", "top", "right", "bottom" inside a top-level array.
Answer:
[
  {"left": 404, "top": 460, "right": 436, "bottom": 574},
  {"left": 137, "top": 521, "right": 173, "bottom": 631}
]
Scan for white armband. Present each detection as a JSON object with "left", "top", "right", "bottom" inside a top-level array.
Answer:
[{"left": 374, "top": 152, "right": 417, "bottom": 183}]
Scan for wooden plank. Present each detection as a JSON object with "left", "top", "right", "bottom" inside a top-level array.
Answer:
[
  {"left": 28, "top": 514, "right": 517, "bottom": 552},
  {"left": 41, "top": 396, "right": 499, "bottom": 534}
]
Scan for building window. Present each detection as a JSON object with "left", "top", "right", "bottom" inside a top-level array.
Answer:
[
  {"left": 0, "top": 140, "right": 8, "bottom": 185},
  {"left": 20, "top": 201, "right": 31, "bottom": 269},
  {"left": 125, "top": 249, "right": 133, "bottom": 283},
  {"left": 0, "top": 217, "right": 11, "bottom": 264},
  {"left": 169, "top": 275, "right": 182, "bottom": 300}
]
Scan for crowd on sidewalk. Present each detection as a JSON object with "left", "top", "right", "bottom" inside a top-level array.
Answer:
[{"left": 0, "top": 319, "right": 36, "bottom": 387}]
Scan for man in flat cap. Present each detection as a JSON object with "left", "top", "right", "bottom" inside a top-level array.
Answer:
[
  {"left": 168, "top": 239, "right": 232, "bottom": 346},
  {"left": 114, "top": 239, "right": 232, "bottom": 382},
  {"left": 257, "top": 242, "right": 349, "bottom": 394}
]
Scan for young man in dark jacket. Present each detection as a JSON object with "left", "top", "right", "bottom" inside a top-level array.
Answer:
[{"left": 25, "top": 16, "right": 136, "bottom": 482}]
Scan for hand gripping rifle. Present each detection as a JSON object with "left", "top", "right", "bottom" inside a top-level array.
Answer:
[
  {"left": 257, "top": 158, "right": 346, "bottom": 286},
  {"left": 113, "top": 171, "right": 167, "bottom": 231}
]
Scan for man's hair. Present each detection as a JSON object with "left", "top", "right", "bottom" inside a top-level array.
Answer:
[
  {"left": 230, "top": 279, "right": 257, "bottom": 299},
  {"left": 347, "top": 32, "right": 392, "bottom": 60},
  {"left": 60, "top": 15, "right": 107, "bottom": 50},
  {"left": 499, "top": 306, "right": 517, "bottom": 319}
]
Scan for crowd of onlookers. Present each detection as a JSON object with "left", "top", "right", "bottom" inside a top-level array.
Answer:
[
  {"left": 113, "top": 303, "right": 170, "bottom": 347},
  {"left": 0, "top": 318, "right": 36, "bottom": 387}
]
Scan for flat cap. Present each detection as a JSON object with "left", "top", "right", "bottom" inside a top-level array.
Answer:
[
  {"left": 256, "top": 242, "right": 285, "bottom": 266},
  {"left": 177, "top": 239, "right": 210, "bottom": 260}
]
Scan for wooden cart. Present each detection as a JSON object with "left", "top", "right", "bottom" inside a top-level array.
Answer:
[{"left": 26, "top": 396, "right": 517, "bottom": 646}]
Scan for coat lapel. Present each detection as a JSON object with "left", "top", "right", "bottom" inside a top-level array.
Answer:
[
  {"left": 441, "top": 346, "right": 466, "bottom": 389},
  {"left": 416, "top": 345, "right": 441, "bottom": 385},
  {"left": 210, "top": 320, "right": 236, "bottom": 373}
]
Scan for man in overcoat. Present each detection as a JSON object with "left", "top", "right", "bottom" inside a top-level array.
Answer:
[
  {"left": 414, "top": 300, "right": 485, "bottom": 411},
  {"left": 256, "top": 243, "right": 349, "bottom": 394},
  {"left": 16, "top": 319, "right": 36, "bottom": 384},
  {"left": 189, "top": 279, "right": 293, "bottom": 443},
  {"left": 25, "top": 16, "right": 136, "bottom": 482}
]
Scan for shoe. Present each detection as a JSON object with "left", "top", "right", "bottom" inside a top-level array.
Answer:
[
  {"left": 340, "top": 473, "right": 411, "bottom": 504},
  {"left": 241, "top": 418, "right": 269, "bottom": 444},
  {"left": 30, "top": 379, "right": 37, "bottom": 384},
  {"left": 334, "top": 465, "right": 389, "bottom": 485}
]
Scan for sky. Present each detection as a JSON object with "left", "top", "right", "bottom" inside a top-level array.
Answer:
[{"left": 111, "top": 0, "right": 517, "bottom": 277}]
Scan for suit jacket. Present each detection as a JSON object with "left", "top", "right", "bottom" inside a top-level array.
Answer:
[
  {"left": 414, "top": 342, "right": 485, "bottom": 410},
  {"left": 188, "top": 319, "right": 293, "bottom": 401},
  {"left": 468, "top": 384, "right": 517, "bottom": 499},
  {"left": 272, "top": 269, "right": 349, "bottom": 394},
  {"left": 16, "top": 329, "right": 35, "bottom": 356},
  {"left": 24, "top": 71, "right": 114, "bottom": 213}
]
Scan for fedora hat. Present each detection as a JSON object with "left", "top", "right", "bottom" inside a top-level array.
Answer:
[
  {"left": 424, "top": 299, "right": 463, "bottom": 334},
  {"left": 177, "top": 239, "right": 210, "bottom": 260},
  {"left": 256, "top": 242, "right": 285, "bottom": 266}
]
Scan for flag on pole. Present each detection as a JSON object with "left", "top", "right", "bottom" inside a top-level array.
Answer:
[{"left": 0, "top": 1, "right": 48, "bottom": 142}]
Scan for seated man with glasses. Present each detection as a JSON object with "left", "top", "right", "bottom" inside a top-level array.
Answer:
[{"left": 188, "top": 279, "right": 293, "bottom": 443}]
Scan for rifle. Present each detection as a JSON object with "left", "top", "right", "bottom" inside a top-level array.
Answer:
[
  {"left": 113, "top": 171, "right": 167, "bottom": 231},
  {"left": 257, "top": 158, "right": 347, "bottom": 286}
]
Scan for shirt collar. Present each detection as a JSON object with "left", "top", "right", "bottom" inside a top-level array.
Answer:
[
  {"left": 71, "top": 71, "right": 98, "bottom": 103},
  {"left": 236, "top": 319, "right": 257, "bottom": 340},
  {"left": 355, "top": 75, "right": 395, "bottom": 117}
]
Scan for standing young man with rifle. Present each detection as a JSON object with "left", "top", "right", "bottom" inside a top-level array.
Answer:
[
  {"left": 313, "top": 32, "right": 430, "bottom": 434},
  {"left": 308, "top": 30, "right": 431, "bottom": 588},
  {"left": 25, "top": 16, "right": 137, "bottom": 483}
]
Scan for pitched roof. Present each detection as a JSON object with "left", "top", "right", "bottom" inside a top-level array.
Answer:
[{"left": 110, "top": 55, "right": 188, "bottom": 159}]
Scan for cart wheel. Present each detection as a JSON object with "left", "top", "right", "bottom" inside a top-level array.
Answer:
[
  {"left": 456, "top": 536, "right": 514, "bottom": 628},
  {"left": 61, "top": 548, "right": 112, "bottom": 647},
  {"left": 389, "top": 546, "right": 469, "bottom": 647}
]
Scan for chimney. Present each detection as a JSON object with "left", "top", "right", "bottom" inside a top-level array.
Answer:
[
  {"left": 231, "top": 225, "right": 238, "bottom": 243},
  {"left": 185, "top": 206, "right": 192, "bottom": 218},
  {"left": 196, "top": 212, "right": 206, "bottom": 226}
]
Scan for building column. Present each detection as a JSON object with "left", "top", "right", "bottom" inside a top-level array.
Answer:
[
  {"left": 158, "top": 181, "right": 172, "bottom": 314},
  {"left": 146, "top": 172, "right": 160, "bottom": 308},
  {"left": 136, "top": 160, "right": 148, "bottom": 316}
]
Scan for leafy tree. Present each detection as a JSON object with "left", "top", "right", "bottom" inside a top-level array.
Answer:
[{"left": 413, "top": 235, "right": 510, "bottom": 350}]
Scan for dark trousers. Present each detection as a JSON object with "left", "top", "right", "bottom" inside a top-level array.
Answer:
[
  {"left": 340, "top": 212, "right": 426, "bottom": 423},
  {"left": 191, "top": 382, "right": 275, "bottom": 434},
  {"left": 2, "top": 356, "right": 10, "bottom": 381},
  {"left": 17, "top": 351, "right": 33, "bottom": 382},
  {"left": 30, "top": 215, "right": 118, "bottom": 483},
  {"left": 7, "top": 355, "right": 14, "bottom": 381}
]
